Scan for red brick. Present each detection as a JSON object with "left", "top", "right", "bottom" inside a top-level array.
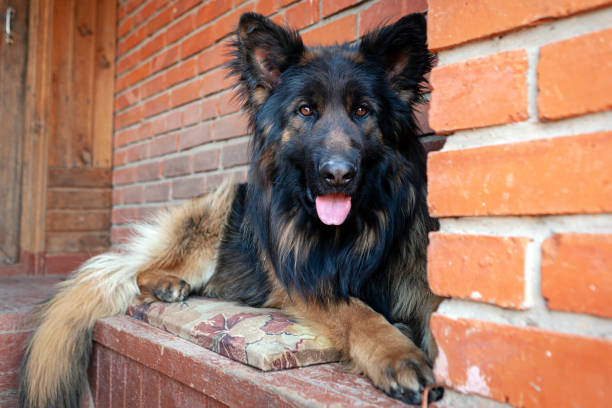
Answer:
[
  {"left": 201, "top": 96, "right": 220, "bottom": 120},
  {"left": 114, "top": 127, "right": 140, "bottom": 148},
  {"left": 256, "top": 0, "right": 280, "bottom": 15},
  {"left": 172, "top": 176, "right": 206, "bottom": 199},
  {"left": 114, "top": 105, "right": 143, "bottom": 130},
  {"left": 302, "top": 14, "right": 357, "bottom": 46},
  {"left": 428, "top": 0, "right": 612, "bottom": 51},
  {"left": 217, "top": 91, "right": 241, "bottom": 116},
  {"left": 113, "top": 166, "right": 135, "bottom": 186},
  {"left": 162, "top": 155, "right": 192, "bottom": 177},
  {"left": 201, "top": 68, "right": 234, "bottom": 96},
  {"left": 212, "top": 113, "right": 250, "bottom": 140},
  {"left": 125, "top": 0, "right": 146, "bottom": 15},
  {"left": 151, "top": 44, "right": 180, "bottom": 73},
  {"left": 166, "top": 58, "right": 197, "bottom": 87},
  {"left": 110, "top": 352, "right": 127, "bottom": 408},
  {"left": 193, "top": 149, "right": 220, "bottom": 173},
  {"left": 126, "top": 143, "right": 148, "bottom": 163},
  {"left": 143, "top": 93, "right": 170, "bottom": 117},
  {"left": 321, "top": 0, "right": 359, "bottom": 18},
  {"left": 270, "top": 13, "right": 284, "bottom": 26},
  {"left": 113, "top": 149, "right": 128, "bottom": 167},
  {"left": 541, "top": 233, "right": 612, "bottom": 318},
  {"left": 358, "top": 0, "right": 427, "bottom": 36},
  {"left": 125, "top": 360, "right": 142, "bottom": 408},
  {"left": 115, "top": 88, "right": 140, "bottom": 112},
  {"left": 118, "top": 24, "right": 147, "bottom": 56},
  {"left": 206, "top": 3, "right": 254, "bottom": 45},
  {"left": 112, "top": 188, "right": 122, "bottom": 206},
  {"left": 178, "top": 123, "right": 213, "bottom": 150},
  {"left": 197, "top": 42, "right": 231, "bottom": 73},
  {"left": 131, "top": 0, "right": 161, "bottom": 28},
  {"left": 149, "top": 132, "right": 178, "bottom": 157},
  {"left": 151, "top": 112, "right": 182, "bottom": 135},
  {"left": 429, "top": 50, "right": 528, "bottom": 133},
  {"left": 139, "top": 32, "right": 166, "bottom": 60},
  {"left": 195, "top": 0, "right": 233, "bottom": 26},
  {"left": 110, "top": 227, "right": 131, "bottom": 245},
  {"left": 166, "top": 13, "right": 196, "bottom": 45},
  {"left": 221, "top": 141, "right": 250, "bottom": 168},
  {"left": 117, "top": 16, "right": 133, "bottom": 39},
  {"left": 538, "top": 28, "right": 612, "bottom": 121},
  {"left": 171, "top": 79, "right": 204, "bottom": 107},
  {"left": 181, "top": 101, "right": 202, "bottom": 126},
  {"left": 135, "top": 205, "right": 166, "bottom": 222},
  {"left": 181, "top": 27, "right": 215, "bottom": 58},
  {"left": 112, "top": 207, "right": 136, "bottom": 225},
  {"left": 286, "top": 0, "right": 319, "bottom": 30},
  {"left": 428, "top": 233, "right": 531, "bottom": 309},
  {"left": 116, "top": 63, "right": 151, "bottom": 93},
  {"left": 122, "top": 185, "right": 144, "bottom": 204},
  {"left": 133, "top": 162, "right": 160, "bottom": 182},
  {"left": 147, "top": 6, "right": 173, "bottom": 35},
  {"left": 141, "top": 365, "right": 161, "bottom": 407},
  {"left": 140, "top": 72, "right": 167, "bottom": 99},
  {"left": 116, "top": 50, "right": 141, "bottom": 75},
  {"left": 144, "top": 182, "right": 170, "bottom": 203},
  {"left": 431, "top": 315, "right": 612, "bottom": 407},
  {"left": 428, "top": 131, "right": 612, "bottom": 217},
  {"left": 160, "top": 375, "right": 182, "bottom": 408},
  {"left": 118, "top": 4, "right": 128, "bottom": 22}
]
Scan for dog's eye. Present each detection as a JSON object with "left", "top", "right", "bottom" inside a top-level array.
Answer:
[
  {"left": 354, "top": 104, "right": 369, "bottom": 118},
  {"left": 298, "top": 105, "right": 314, "bottom": 117}
]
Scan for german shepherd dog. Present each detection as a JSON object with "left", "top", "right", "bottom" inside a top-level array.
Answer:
[{"left": 20, "top": 12, "right": 443, "bottom": 407}]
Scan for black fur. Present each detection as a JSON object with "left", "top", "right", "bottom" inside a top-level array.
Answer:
[{"left": 208, "top": 12, "right": 439, "bottom": 361}]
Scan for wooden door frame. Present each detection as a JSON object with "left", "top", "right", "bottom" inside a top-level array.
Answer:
[{"left": 2, "top": 0, "right": 53, "bottom": 274}]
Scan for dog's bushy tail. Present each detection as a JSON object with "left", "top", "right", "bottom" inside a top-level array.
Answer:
[{"left": 18, "top": 218, "right": 173, "bottom": 408}]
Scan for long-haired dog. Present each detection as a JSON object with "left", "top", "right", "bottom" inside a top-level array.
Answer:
[{"left": 20, "top": 12, "right": 443, "bottom": 406}]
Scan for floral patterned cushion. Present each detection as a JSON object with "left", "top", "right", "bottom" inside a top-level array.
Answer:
[{"left": 126, "top": 297, "right": 340, "bottom": 371}]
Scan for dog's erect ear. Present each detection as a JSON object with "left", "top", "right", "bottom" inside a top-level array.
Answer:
[
  {"left": 231, "top": 13, "right": 304, "bottom": 109},
  {"left": 359, "top": 13, "right": 433, "bottom": 103}
]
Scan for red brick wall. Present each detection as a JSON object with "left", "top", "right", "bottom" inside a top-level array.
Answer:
[
  {"left": 111, "top": 0, "right": 433, "bottom": 244},
  {"left": 427, "top": 1, "right": 612, "bottom": 407},
  {"left": 112, "top": 1, "right": 612, "bottom": 407}
]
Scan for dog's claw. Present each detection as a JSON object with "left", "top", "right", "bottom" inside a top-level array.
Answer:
[{"left": 152, "top": 278, "right": 191, "bottom": 303}]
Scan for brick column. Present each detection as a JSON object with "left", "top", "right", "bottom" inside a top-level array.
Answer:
[{"left": 427, "top": 1, "right": 612, "bottom": 407}]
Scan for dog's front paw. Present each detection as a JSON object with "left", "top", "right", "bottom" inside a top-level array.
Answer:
[
  {"left": 151, "top": 276, "right": 191, "bottom": 302},
  {"left": 364, "top": 346, "right": 443, "bottom": 405}
]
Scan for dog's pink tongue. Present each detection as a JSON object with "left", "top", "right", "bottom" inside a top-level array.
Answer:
[{"left": 315, "top": 194, "right": 351, "bottom": 225}]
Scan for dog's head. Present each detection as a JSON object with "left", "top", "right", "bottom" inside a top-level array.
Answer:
[{"left": 231, "top": 12, "right": 432, "bottom": 226}]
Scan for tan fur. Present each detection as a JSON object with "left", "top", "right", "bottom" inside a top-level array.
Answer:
[
  {"left": 285, "top": 294, "right": 434, "bottom": 395},
  {"left": 21, "top": 181, "right": 236, "bottom": 407}
]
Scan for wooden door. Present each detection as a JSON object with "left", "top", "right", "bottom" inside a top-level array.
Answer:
[{"left": 0, "top": 0, "right": 28, "bottom": 264}]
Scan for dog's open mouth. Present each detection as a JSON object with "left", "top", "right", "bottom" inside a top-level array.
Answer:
[{"left": 315, "top": 193, "right": 352, "bottom": 225}]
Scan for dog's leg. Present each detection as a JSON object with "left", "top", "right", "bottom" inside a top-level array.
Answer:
[
  {"left": 288, "top": 296, "right": 443, "bottom": 405},
  {"left": 134, "top": 181, "right": 237, "bottom": 304}
]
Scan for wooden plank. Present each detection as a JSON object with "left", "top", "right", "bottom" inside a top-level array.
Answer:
[
  {"left": 72, "top": 0, "right": 97, "bottom": 167},
  {"left": 49, "top": 0, "right": 76, "bottom": 167},
  {"left": 46, "top": 231, "right": 110, "bottom": 253},
  {"left": 0, "top": 0, "right": 29, "bottom": 264},
  {"left": 46, "top": 210, "right": 111, "bottom": 232},
  {"left": 93, "top": 0, "right": 117, "bottom": 168},
  {"left": 47, "top": 189, "right": 111, "bottom": 210},
  {"left": 20, "top": 0, "right": 54, "bottom": 259},
  {"left": 48, "top": 167, "right": 112, "bottom": 187}
]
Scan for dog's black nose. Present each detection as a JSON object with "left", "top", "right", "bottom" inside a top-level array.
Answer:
[{"left": 319, "top": 159, "right": 356, "bottom": 187}]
